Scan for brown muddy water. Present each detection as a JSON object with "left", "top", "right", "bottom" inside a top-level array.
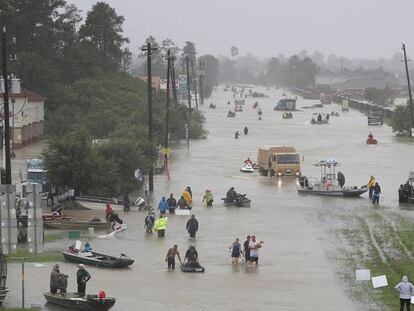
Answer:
[{"left": 4, "top": 86, "right": 414, "bottom": 311}]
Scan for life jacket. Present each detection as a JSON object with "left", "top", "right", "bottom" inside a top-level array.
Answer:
[
  {"left": 326, "top": 180, "right": 334, "bottom": 190},
  {"left": 99, "top": 290, "right": 106, "bottom": 299}
]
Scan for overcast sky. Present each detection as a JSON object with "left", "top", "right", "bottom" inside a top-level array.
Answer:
[{"left": 68, "top": 0, "right": 413, "bottom": 60}]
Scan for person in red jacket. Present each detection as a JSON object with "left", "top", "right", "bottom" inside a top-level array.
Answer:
[{"left": 105, "top": 203, "right": 113, "bottom": 222}]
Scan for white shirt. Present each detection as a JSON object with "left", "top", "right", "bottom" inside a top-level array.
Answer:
[{"left": 249, "top": 240, "right": 259, "bottom": 257}]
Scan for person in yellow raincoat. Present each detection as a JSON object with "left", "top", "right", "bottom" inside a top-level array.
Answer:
[
  {"left": 182, "top": 189, "right": 193, "bottom": 210},
  {"left": 368, "top": 176, "right": 375, "bottom": 199},
  {"left": 154, "top": 215, "right": 168, "bottom": 237}
]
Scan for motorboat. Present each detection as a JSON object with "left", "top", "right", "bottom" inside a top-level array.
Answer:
[
  {"left": 44, "top": 292, "right": 116, "bottom": 311},
  {"left": 366, "top": 137, "right": 378, "bottom": 144},
  {"left": 63, "top": 251, "right": 134, "bottom": 268},
  {"left": 297, "top": 160, "right": 368, "bottom": 197},
  {"left": 312, "top": 103, "right": 323, "bottom": 108},
  {"left": 311, "top": 113, "right": 329, "bottom": 124},
  {"left": 222, "top": 194, "right": 251, "bottom": 207},
  {"left": 44, "top": 219, "right": 111, "bottom": 230},
  {"left": 240, "top": 163, "right": 255, "bottom": 173}
]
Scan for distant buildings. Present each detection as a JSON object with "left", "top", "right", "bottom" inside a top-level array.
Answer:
[
  {"left": 315, "top": 69, "right": 405, "bottom": 98},
  {"left": 8, "top": 88, "right": 45, "bottom": 149}
]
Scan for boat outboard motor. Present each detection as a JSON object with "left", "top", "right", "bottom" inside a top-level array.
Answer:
[{"left": 135, "top": 197, "right": 146, "bottom": 208}]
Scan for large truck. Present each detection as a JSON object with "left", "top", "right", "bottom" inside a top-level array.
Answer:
[
  {"left": 26, "top": 159, "right": 49, "bottom": 192},
  {"left": 257, "top": 146, "right": 301, "bottom": 177}
]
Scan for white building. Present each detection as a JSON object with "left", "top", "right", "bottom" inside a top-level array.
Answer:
[{"left": 8, "top": 88, "right": 45, "bottom": 149}]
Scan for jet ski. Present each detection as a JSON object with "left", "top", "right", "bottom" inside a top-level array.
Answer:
[{"left": 240, "top": 163, "right": 255, "bottom": 173}]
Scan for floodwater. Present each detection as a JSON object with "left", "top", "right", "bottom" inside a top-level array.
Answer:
[{"left": 4, "top": 86, "right": 414, "bottom": 311}]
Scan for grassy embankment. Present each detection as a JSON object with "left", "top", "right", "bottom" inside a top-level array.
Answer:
[
  {"left": 322, "top": 205, "right": 414, "bottom": 311},
  {"left": 7, "top": 247, "right": 62, "bottom": 263}
]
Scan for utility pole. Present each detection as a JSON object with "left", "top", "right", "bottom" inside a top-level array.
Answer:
[
  {"left": 199, "top": 59, "right": 205, "bottom": 106},
  {"left": 185, "top": 56, "right": 192, "bottom": 114},
  {"left": 171, "top": 55, "right": 177, "bottom": 104},
  {"left": 1, "top": 26, "right": 11, "bottom": 185},
  {"left": 185, "top": 56, "right": 192, "bottom": 151},
  {"left": 191, "top": 58, "right": 198, "bottom": 110},
  {"left": 164, "top": 50, "right": 171, "bottom": 180},
  {"left": 402, "top": 43, "right": 414, "bottom": 137},
  {"left": 141, "top": 42, "right": 158, "bottom": 192}
]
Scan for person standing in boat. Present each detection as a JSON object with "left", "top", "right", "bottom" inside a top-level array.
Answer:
[
  {"left": 76, "top": 264, "right": 91, "bottom": 295},
  {"left": 337, "top": 171, "right": 345, "bottom": 188},
  {"left": 372, "top": 182, "right": 381, "bottom": 205},
  {"left": 50, "top": 264, "right": 67, "bottom": 294},
  {"left": 368, "top": 176, "right": 376, "bottom": 198}
]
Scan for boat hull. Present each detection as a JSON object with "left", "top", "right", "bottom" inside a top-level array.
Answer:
[
  {"left": 222, "top": 199, "right": 251, "bottom": 207},
  {"left": 63, "top": 252, "right": 134, "bottom": 268},
  {"left": 0, "top": 288, "right": 9, "bottom": 304},
  {"left": 297, "top": 187, "right": 368, "bottom": 197},
  {"left": 44, "top": 221, "right": 111, "bottom": 230},
  {"left": 44, "top": 293, "right": 115, "bottom": 311}
]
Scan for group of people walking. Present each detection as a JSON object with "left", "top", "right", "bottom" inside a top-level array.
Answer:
[
  {"left": 229, "top": 235, "right": 264, "bottom": 266},
  {"left": 158, "top": 187, "right": 193, "bottom": 214}
]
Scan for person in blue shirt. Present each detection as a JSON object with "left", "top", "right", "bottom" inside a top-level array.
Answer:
[
  {"left": 84, "top": 242, "right": 92, "bottom": 252},
  {"left": 158, "top": 196, "right": 168, "bottom": 214}
]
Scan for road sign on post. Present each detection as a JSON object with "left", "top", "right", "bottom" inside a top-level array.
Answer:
[
  {"left": 26, "top": 183, "right": 43, "bottom": 254},
  {"left": 0, "top": 185, "right": 17, "bottom": 255}
]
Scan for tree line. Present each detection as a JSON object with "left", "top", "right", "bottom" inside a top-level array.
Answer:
[{"left": 2, "top": 0, "right": 206, "bottom": 197}]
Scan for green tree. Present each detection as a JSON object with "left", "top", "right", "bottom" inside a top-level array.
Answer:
[
  {"left": 390, "top": 103, "right": 413, "bottom": 136},
  {"left": 78, "top": 1, "right": 129, "bottom": 70},
  {"left": 140, "top": 36, "right": 165, "bottom": 76},
  {"left": 198, "top": 54, "right": 219, "bottom": 98},
  {"left": 364, "top": 86, "right": 395, "bottom": 107},
  {"left": 42, "top": 128, "right": 96, "bottom": 195},
  {"left": 182, "top": 41, "right": 197, "bottom": 58}
]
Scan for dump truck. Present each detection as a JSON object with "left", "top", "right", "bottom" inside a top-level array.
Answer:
[{"left": 257, "top": 146, "right": 301, "bottom": 177}]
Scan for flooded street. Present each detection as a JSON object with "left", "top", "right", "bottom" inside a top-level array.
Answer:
[{"left": 4, "top": 86, "right": 414, "bottom": 310}]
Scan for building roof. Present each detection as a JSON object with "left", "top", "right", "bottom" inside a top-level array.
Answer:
[
  {"left": 316, "top": 70, "right": 404, "bottom": 90},
  {"left": 10, "top": 88, "right": 46, "bottom": 102}
]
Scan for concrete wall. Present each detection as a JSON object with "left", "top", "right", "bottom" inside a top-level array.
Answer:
[{"left": 332, "top": 95, "right": 394, "bottom": 118}]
